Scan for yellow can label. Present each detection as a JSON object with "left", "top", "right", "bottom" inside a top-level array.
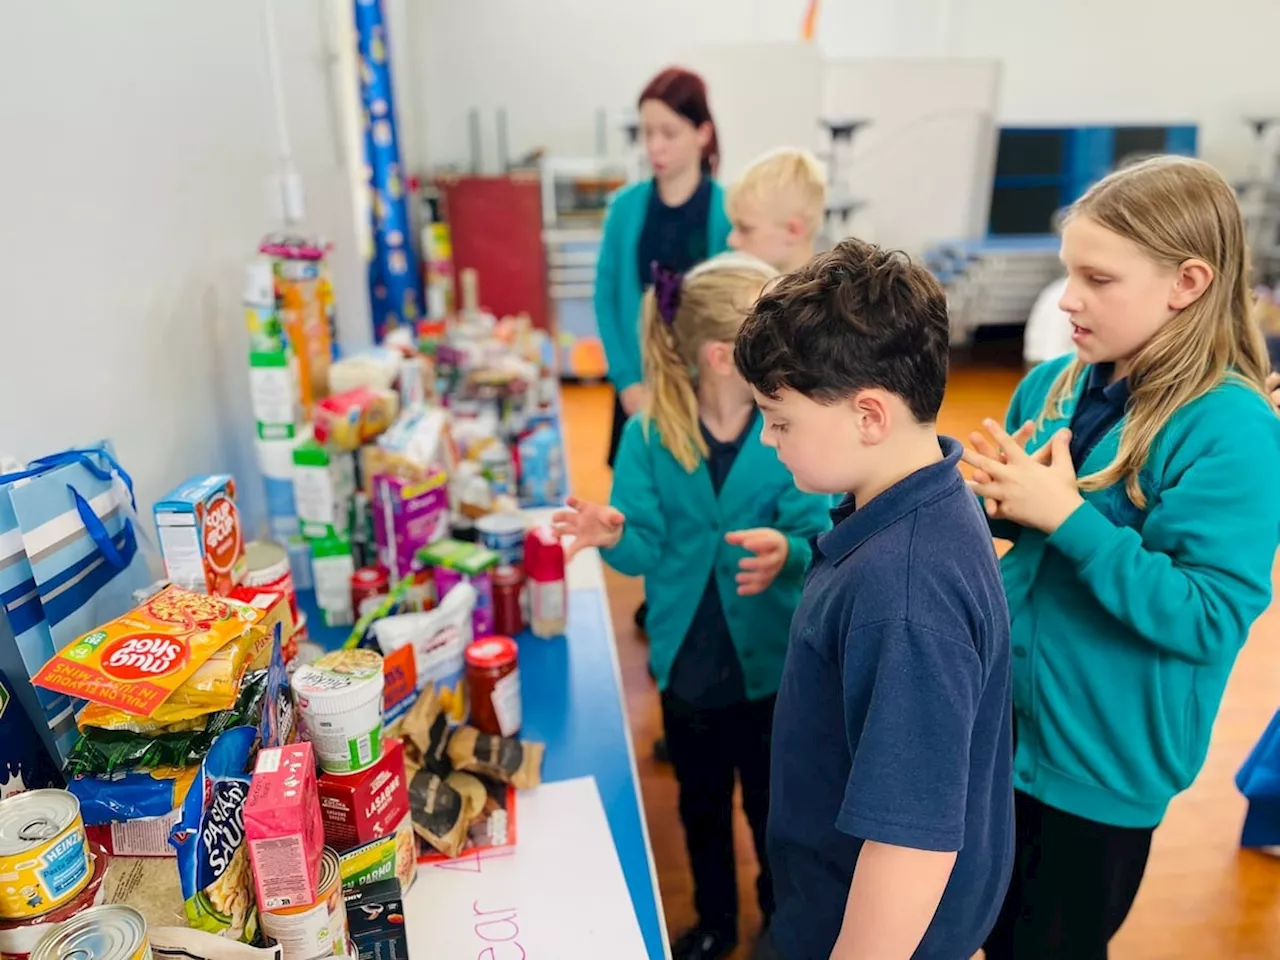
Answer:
[{"left": 0, "top": 821, "right": 91, "bottom": 919}]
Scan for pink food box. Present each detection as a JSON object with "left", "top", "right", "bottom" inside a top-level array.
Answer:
[
  {"left": 372, "top": 470, "right": 451, "bottom": 581},
  {"left": 245, "top": 741, "right": 326, "bottom": 911}
]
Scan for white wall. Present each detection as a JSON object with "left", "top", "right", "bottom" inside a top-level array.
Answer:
[
  {"left": 0, "top": 0, "right": 369, "bottom": 535},
  {"left": 409, "top": 0, "right": 1276, "bottom": 179}
]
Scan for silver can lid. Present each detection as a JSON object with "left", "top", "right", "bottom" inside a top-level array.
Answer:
[
  {"left": 32, "top": 905, "right": 147, "bottom": 960},
  {"left": 0, "top": 790, "right": 80, "bottom": 855}
]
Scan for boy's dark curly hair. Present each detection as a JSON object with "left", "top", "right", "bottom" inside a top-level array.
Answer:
[{"left": 733, "top": 238, "right": 950, "bottom": 423}]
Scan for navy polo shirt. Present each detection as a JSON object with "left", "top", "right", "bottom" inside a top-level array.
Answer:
[
  {"left": 767, "top": 437, "right": 1014, "bottom": 960},
  {"left": 1069, "top": 363, "right": 1129, "bottom": 469}
]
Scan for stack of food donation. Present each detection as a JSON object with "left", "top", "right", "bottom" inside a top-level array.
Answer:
[{"left": 0, "top": 260, "right": 565, "bottom": 960}]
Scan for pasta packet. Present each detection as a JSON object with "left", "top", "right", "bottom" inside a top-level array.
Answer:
[
  {"left": 36, "top": 586, "right": 269, "bottom": 719},
  {"left": 171, "top": 725, "right": 259, "bottom": 943}
]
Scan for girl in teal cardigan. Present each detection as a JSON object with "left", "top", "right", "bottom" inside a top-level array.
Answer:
[
  {"left": 596, "top": 67, "right": 733, "bottom": 468},
  {"left": 556, "top": 253, "right": 831, "bottom": 960},
  {"left": 966, "top": 156, "right": 1280, "bottom": 960}
]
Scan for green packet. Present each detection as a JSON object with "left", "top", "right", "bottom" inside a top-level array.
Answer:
[{"left": 64, "top": 670, "right": 269, "bottom": 777}]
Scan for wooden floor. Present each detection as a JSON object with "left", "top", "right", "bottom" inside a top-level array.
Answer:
[{"left": 559, "top": 361, "right": 1280, "bottom": 960}]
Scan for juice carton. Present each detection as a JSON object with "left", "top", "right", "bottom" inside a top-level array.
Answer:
[
  {"left": 245, "top": 742, "right": 326, "bottom": 910},
  {"left": 154, "top": 475, "right": 246, "bottom": 596},
  {"left": 372, "top": 471, "right": 451, "bottom": 581}
]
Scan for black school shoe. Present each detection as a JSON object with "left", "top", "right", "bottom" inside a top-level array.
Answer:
[{"left": 672, "top": 926, "right": 738, "bottom": 960}]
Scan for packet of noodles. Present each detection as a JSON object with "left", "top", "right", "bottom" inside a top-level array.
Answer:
[
  {"left": 76, "top": 626, "right": 269, "bottom": 732},
  {"left": 36, "top": 586, "right": 269, "bottom": 720}
]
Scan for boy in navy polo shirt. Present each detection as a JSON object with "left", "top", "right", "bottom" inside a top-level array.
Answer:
[{"left": 734, "top": 238, "right": 1014, "bottom": 960}]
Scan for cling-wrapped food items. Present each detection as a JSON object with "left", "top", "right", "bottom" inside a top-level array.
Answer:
[
  {"left": 171, "top": 725, "right": 259, "bottom": 942},
  {"left": 407, "top": 769, "right": 487, "bottom": 859},
  {"left": 446, "top": 726, "right": 544, "bottom": 790}
]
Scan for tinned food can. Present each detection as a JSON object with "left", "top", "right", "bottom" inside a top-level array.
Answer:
[
  {"left": 0, "top": 842, "right": 110, "bottom": 960},
  {"left": 0, "top": 791, "right": 91, "bottom": 920},
  {"left": 30, "top": 905, "right": 150, "bottom": 960},
  {"left": 260, "top": 848, "right": 348, "bottom": 960}
]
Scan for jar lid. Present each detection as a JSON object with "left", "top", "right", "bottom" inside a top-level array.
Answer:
[
  {"left": 291, "top": 649, "right": 384, "bottom": 713},
  {"left": 465, "top": 636, "right": 518, "bottom": 670},
  {"left": 352, "top": 566, "right": 389, "bottom": 589}
]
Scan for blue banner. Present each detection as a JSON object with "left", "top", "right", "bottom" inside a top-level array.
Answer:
[{"left": 355, "top": 0, "right": 423, "bottom": 342}]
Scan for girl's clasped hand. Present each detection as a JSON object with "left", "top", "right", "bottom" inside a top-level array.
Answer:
[{"left": 963, "top": 418, "right": 1084, "bottom": 535}]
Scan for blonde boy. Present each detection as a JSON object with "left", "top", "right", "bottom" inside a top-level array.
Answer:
[{"left": 727, "top": 148, "right": 827, "bottom": 274}]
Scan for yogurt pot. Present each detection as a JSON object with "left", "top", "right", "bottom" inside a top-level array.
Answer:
[
  {"left": 291, "top": 650, "right": 385, "bottom": 775},
  {"left": 475, "top": 512, "right": 526, "bottom": 567}
]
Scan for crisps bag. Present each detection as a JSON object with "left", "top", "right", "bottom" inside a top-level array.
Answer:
[
  {"left": 34, "top": 586, "right": 269, "bottom": 721},
  {"left": 0, "top": 444, "right": 156, "bottom": 761},
  {"left": 171, "top": 724, "right": 259, "bottom": 943}
]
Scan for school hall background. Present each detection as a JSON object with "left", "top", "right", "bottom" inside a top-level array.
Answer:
[{"left": 560, "top": 357, "right": 1280, "bottom": 960}]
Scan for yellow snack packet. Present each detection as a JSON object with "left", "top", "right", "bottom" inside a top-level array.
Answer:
[
  {"left": 36, "top": 586, "right": 268, "bottom": 719},
  {"left": 77, "top": 625, "right": 269, "bottom": 731}
]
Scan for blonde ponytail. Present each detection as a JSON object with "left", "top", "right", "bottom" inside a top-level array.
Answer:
[
  {"left": 1041, "top": 156, "right": 1271, "bottom": 508},
  {"left": 640, "top": 253, "right": 778, "bottom": 472}
]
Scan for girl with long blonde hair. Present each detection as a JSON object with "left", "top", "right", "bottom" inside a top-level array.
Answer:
[
  {"left": 555, "top": 253, "right": 830, "bottom": 960},
  {"left": 965, "top": 155, "right": 1280, "bottom": 959}
]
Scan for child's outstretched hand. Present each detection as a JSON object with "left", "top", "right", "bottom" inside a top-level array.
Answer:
[
  {"left": 552, "top": 496, "right": 625, "bottom": 561},
  {"left": 725, "top": 528, "right": 790, "bottom": 596}
]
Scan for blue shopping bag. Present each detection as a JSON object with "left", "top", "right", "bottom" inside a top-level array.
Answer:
[
  {"left": 1236, "top": 709, "right": 1280, "bottom": 848},
  {"left": 0, "top": 443, "right": 155, "bottom": 762}
]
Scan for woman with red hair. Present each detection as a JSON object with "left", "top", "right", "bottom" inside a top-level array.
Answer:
[{"left": 596, "top": 67, "right": 732, "bottom": 470}]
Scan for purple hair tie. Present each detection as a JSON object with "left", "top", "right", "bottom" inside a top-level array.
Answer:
[{"left": 652, "top": 262, "right": 684, "bottom": 326}]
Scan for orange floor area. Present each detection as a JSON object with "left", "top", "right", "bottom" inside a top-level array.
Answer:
[{"left": 559, "top": 363, "right": 1280, "bottom": 960}]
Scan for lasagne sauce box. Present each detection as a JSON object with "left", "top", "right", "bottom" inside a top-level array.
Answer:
[{"left": 317, "top": 738, "right": 409, "bottom": 850}]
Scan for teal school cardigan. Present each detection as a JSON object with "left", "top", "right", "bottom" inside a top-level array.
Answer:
[
  {"left": 601, "top": 415, "right": 831, "bottom": 700},
  {"left": 593, "top": 180, "right": 733, "bottom": 392},
  {"left": 995, "top": 355, "right": 1280, "bottom": 828}
]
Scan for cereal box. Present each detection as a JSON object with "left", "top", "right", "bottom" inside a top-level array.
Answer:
[
  {"left": 372, "top": 471, "right": 450, "bottom": 582},
  {"left": 34, "top": 586, "right": 268, "bottom": 719},
  {"left": 245, "top": 742, "right": 325, "bottom": 910},
  {"left": 317, "top": 738, "right": 409, "bottom": 851},
  {"left": 155, "top": 476, "right": 247, "bottom": 596}
]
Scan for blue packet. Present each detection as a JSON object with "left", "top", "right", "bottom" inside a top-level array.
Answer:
[
  {"left": 67, "top": 765, "right": 197, "bottom": 825},
  {"left": 170, "top": 725, "right": 258, "bottom": 942},
  {"left": 258, "top": 622, "right": 296, "bottom": 750}
]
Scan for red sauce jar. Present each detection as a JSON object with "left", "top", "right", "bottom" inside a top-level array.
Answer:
[
  {"left": 465, "top": 635, "right": 521, "bottom": 737},
  {"left": 492, "top": 564, "right": 526, "bottom": 637},
  {"left": 351, "top": 565, "right": 390, "bottom": 617}
]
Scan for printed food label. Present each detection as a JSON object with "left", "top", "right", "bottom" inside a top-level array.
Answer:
[
  {"left": 204, "top": 494, "right": 242, "bottom": 576},
  {"left": 34, "top": 587, "right": 263, "bottom": 717}
]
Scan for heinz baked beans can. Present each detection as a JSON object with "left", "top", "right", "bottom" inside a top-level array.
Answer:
[
  {"left": 260, "top": 848, "right": 349, "bottom": 960},
  {"left": 30, "top": 905, "right": 150, "bottom": 960},
  {"left": 0, "top": 791, "right": 91, "bottom": 920}
]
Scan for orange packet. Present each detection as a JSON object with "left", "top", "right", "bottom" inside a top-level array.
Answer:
[{"left": 35, "top": 585, "right": 268, "bottom": 718}]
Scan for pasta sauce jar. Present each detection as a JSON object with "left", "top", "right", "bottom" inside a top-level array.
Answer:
[{"left": 465, "top": 636, "right": 521, "bottom": 738}]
